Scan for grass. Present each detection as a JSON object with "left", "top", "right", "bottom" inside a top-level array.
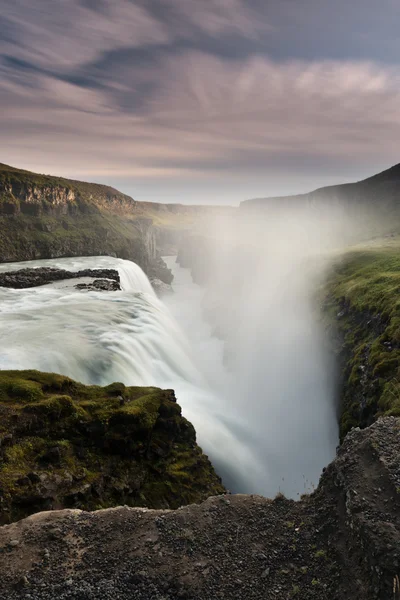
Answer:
[{"left": 323, "top": 241, "right": 400, "bottom": 437}]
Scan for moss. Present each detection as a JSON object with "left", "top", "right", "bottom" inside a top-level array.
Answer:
[
  {"left": 118, "top": 392, "right": 161, "bottom": 429},
  {"left": 291, "top": 585, "right": 301, "bottom": 596},
  {"left": 0, "top": 370, "right": 225, "bottom": 524},
  {"left": 0, "top": 375, "right": 44, "bottom": 403},
  {"left": 323, "top": 243, "right": 400, "bottom": 437},
  {"left": 104, "top": 382, "right": 126, "bottom": 396},
  {"left": 23, "top": 395, "right": 88, "bottom": 425}
]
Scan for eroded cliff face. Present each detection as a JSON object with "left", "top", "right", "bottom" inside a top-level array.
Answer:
[
  {"left": 0, "top": 165, "right": 138, "bottom": 218},
  {"left": 0, "top": 163, "right": 235, "bottom": 280},
  {"left": 0, "top": 164, "right": 175, "bottom": 281},
  {"left": 0, "top": 183, "right": 78, "bottom": 217}
]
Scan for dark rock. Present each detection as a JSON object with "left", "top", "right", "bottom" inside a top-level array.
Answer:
[
  {"left": 27, "top": 473, "right": 40, "bottom": 484},
  {"left": 15, "top": 477, "right": 30, "bottom": 487},
  {"left": 0, "top": 267, "right": 120, "bottom": 289},
  {"left": 150, "top": 278, "right": 173, "bottom": 296},
  {"left": 39, "top": 447, "right": 61, "bottom": 466},
  {"left": 74, "top": 278, "right": 120, "bottom": 291}
]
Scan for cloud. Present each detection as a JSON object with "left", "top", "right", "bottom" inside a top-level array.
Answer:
[
  {"left": 3, "top": 52, "right": 400, "bottom": 180},
  {"left": 0, "top": 0, "right": 272, "bottom": 73},
  {"left": 0, "top": 0, "right": 170, "bottom": 70},
  {"left": 2, "top": 1, "right": 400, "bottom": 201},
  {"left": 171, "top": 0, "right": 270, "bottom": 39}
]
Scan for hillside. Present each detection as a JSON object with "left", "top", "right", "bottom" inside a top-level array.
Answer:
[
  {"left": 321, "top": 238, "right": 400, "bottom": 439},
  {"left": 0, "top": 163, "right": 234, "bottom": 270},
  {"left": 241, "top": 163, "right": 400, "bottom": 233}
]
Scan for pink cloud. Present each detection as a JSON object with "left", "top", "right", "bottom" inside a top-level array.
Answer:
[{"left": 2, "top": 50, "right": 400, "bottom": 198}]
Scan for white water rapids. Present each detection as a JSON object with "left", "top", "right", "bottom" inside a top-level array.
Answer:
[{"left": 0, "top": 254, "right": 338, "bottom": 498}]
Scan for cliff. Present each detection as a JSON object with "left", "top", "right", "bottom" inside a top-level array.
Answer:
[
  {"left": 0, "top": 417, "right": 398, "bottom": 599},
  {"left": 322, "top": 241, "right": 400, "bottom": 439},
  {"left": 0, "top": 370, "right": 224, "bottom": 525},
  {"left": 0, "top": 164, "right": 234, "bottom": 274}
]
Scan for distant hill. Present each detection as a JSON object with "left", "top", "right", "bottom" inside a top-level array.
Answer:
[{"left": 240, "top": 163, "right": 400, "bottom": 230}]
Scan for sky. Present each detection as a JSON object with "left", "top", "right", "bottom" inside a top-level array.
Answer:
[{"left": 2, "top": 0, "right": 400, "bottom": 205}]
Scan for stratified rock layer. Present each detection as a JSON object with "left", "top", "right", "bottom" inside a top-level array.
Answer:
[{"left": 0, "top": 418, "right": 398, "bottom": 600}]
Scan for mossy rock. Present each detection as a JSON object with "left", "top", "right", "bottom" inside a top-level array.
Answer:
[{"left": 0, "top": 370, "right": 225, "bottom": 524}]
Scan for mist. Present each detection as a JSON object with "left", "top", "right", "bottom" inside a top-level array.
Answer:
[
  {"left": 165, "top": 205, "right": 361, "bottom": 497},
  {"left": 0, "top": 205, "right": 364, "bottom": 499}
]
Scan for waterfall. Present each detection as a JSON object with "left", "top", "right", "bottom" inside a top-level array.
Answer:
[
  {"left": 0, "top": 256, "right": 263, "bottom": 493},
  {"left": 0, "top": 253, "right": 338, "bottom": 498}
]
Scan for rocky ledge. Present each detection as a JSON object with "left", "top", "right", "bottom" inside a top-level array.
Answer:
[
  {"left": 0, "top": 267, "right": 121, "bottom": 289},
  {"left": 0, "top": 371, "right": 224, "bottom": 525},
  {"left": 0, "top": 418, "right": 399, "bottom": 600}
]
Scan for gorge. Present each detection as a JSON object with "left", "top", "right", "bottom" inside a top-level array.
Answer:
[
  {"left": 0, "top": 244, "right": 339, "bottom": 502},
  {"left": 0, "top": 164, "right": 400, "bottom": 599}
]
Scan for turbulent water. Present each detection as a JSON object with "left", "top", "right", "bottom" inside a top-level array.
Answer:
[{"left": 0, "top": 254, "right": 338, "bottom": 498}]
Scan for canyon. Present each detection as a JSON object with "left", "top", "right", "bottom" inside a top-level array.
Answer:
[{"left": 1, "top": 163, "right": 400, "bottom": 598}]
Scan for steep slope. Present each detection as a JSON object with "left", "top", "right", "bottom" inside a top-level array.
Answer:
[{"left": 0, "top": 417, "right": 398, "bottom": 600}]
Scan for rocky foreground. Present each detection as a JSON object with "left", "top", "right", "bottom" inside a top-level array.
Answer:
[{"left": 0, "top": 418, "right": 398, "bottom": 600}]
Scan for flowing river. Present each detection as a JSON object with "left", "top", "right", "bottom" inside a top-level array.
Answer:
[{"left": 0, "top": 255, "right": 338, "bottom": 498}]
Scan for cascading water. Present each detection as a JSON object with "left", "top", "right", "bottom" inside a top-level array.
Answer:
[
  {"left": 0, "top": 256, "right": 262, "bottom": 493},
  {"left": 0, "top": 250, "right": 338, "bottom": 498}
]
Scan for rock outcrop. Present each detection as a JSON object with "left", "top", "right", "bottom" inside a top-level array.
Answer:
[
  {"left": 0, "top": 267, "right": 121, "bottom": 289},
  {"left": 0, "top": 418, "right": 398, "bottom": 599},
  {"left": 0, "top": 371, "right": 224, "bottom": 525},
  {"left": 150, "top": 278, "right": 173, "bottom": 296}
]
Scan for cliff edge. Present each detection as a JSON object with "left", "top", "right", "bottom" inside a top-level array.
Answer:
[
  {"left": 0, "top": 418, "right": 398, "bottom": 599},
  {"left": 0, "top": 370, "right": 224, "bottom": 525}
]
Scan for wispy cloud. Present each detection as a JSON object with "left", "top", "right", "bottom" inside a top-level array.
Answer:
[
  {"left": 2, "top": 0, "right": 400, "bottom": 202},
  {"left": 1, "top": 0, "right": 170, "bottom": 69}
]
